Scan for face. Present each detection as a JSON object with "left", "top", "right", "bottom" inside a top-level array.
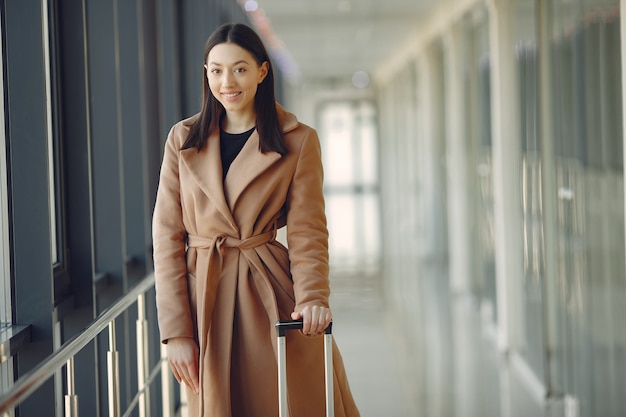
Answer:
[{"left": 205, "top": 43, "right": 269, "bottom": 117}]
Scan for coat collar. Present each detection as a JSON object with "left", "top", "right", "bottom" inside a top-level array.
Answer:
[
  {"left": 179, "top": 103, "right": 297, "bottom": 228},
  {"left": 276, "top": 103, "right": 299, "bottom": 134}
]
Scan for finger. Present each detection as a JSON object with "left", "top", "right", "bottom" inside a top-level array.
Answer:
[
  {"left": 309, "top": 306, "right": 320, "bottom": 334},
  {"left": 291, "top": 311, "right": 301, "bottom": 320},
  {"left": 180, "top": 368, "right": 195, "bottom": 393},
  {"left": 316, "top": 309, "right": 328, "bottom": 334},
  {"left": 174, "top": 363, "right": 189, "bottom": 387},
  {"left": 169, "top": 363, "right": 182, "bottom": 384},
  {"left": 185, "top": 361, "right": 200, "bottom": 394},
  {"left": 316, "top": 308, "right": 329, "bottom": 334},
  {"left": 310, "top": 306, "right": 324, "bottom": 334},
  {"left": 311, "top": 308, "right": 330, "bottom": 335},
  {"left": 171, "top": 358, "right": 192, "bottom": 392},
  {"left": 301, "top": 306, "right": 312, "bottom": 334},
  {"left": 190, "top": 359, "right": 200, "bottom": 394}
]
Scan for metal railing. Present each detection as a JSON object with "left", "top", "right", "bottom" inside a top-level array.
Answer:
[{"left": 0, "top": 273, "right": 175, "bottom": 417}]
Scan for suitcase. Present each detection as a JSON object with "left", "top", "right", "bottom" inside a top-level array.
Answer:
[{"left": 275, "top": 319, "right": 334, "bottom": 417}]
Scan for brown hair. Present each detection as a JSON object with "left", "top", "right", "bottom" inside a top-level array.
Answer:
[{"left": 182, "top": 23, "right": 287, "bottom": 156}]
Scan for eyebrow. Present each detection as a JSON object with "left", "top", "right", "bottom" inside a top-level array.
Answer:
[{"left": 208, "top": 60, "right": 250, "bottom": 66}]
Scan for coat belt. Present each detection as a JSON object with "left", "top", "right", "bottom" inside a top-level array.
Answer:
[
  {"left": 186, "top": 229, "right": 279, "bottom": 416},
  {"left": 187, "top": 229, "right": 276, "bottom": 251}
]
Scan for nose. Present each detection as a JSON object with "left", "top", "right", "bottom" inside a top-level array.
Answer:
[{"left": 222, "top": 71, "right": 235, "bottom": 86}]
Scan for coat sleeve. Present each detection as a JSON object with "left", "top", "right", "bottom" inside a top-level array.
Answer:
[
  {"left": 152, "top": 124, "right": 194, "bottom": 343},
  {"left": 286, "top": 128, "right": 331, "bottom": 311}
]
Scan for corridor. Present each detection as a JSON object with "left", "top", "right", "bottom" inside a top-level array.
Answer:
[
  {"left": 2, "top": 1, "right": 626, "bottom": 416},
  {"left": 330, "top": 264, "right": 547, "bottom": 417}
]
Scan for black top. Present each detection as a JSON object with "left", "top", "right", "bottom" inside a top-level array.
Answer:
[{"left": 220, "top": 126, "right": 255, "bottom": 180}]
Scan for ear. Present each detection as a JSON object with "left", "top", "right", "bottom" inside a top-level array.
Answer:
[{"left": 258, "top": 61, "right": 269, "bottom": 84}]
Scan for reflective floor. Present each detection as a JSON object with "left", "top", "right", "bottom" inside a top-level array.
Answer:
[
  {"left": 330, "top": 263, "right": 550, "bottom": 417},
  {"left": 177, "top": 262, "right": 553, "bottom": 417}
]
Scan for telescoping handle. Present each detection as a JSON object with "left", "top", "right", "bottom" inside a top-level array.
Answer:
[{"left": 275, "top": 319, "right": 334, "bottom": 417}]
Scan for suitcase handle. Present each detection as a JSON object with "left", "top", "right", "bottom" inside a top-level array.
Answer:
[
  {"left": 275, "top": 319, "right": 334, "bottom": 417},
  {"left": 275, "top": 319, "right": 333, "bottom": 337}
]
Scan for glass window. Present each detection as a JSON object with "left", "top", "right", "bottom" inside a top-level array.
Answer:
[
  {"left": 42, "top": 0, "right": 59, "bottom": 267},
  {"left": 461, "top": 7, "right": 496, "bottom": 316},
  {"left": 0, "top": 12, "right": 14, "bottom": 397},
  {"left": 0, "top": 11, "right": 10, "bottom": 327},
  {"left": 319, "top": 101, "right": 380, "bottom": 269},
  {"left": 46, "top": 1, "right": 70, "bottom": 303},
  {"left": 548, "top": 1, "right": 624, "bottom": 416},
  {"left": 514, "top": 0, "right": 547, "bottom": 384}
]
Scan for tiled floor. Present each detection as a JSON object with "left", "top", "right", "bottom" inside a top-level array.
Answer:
[{"left": 329, "top": 264, "right": 550, "bottom": 417}]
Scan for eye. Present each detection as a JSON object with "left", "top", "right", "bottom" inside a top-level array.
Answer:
[
  {"left": 209, "top": 68, "right": 220, "bottom": 74},
  {"left": 234, "top": 67, "right": 246, "bottom": 73}
]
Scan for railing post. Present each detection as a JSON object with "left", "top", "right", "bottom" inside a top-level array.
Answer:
[
  {"left": 0, "top": 275, "right": 156, "bottom": 415},
  {"left": 107, "top": 321, "right": 120, "bottom": 417},
  {"left": 64, "top": 357, "right": 79, "bottom": 417},
  {"left": 136, "top": 294, "right": 149, "bottom": 417},
  {"left": 161, "top": 343, "right": 173, "bottom": 417}
]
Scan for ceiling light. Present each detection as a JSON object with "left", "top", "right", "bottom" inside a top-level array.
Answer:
[
  {"left": 352, "top": 71, "right": 369, "bottom": 89},
  {"left": 244, "top": 1, "right": 258, "bottom": 12}
]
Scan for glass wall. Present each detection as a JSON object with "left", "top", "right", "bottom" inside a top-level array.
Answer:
[
  {"left": 0, "top": 11, "right": 11, "bottom": 395},
  {"left": 0, "top": 0, "right": 251, "bottom": 414},
  {"left": 516, "top": 0, "right": 547, "bottom": 383},
  {"left": 461, "top": 7, "right": 496, "bottom": 320},
  {"left": 376, "top": 0, "right": 626, "bottom": 416},
  {"left": 548, "top": 1, "right": 624, "bottom": 415}
]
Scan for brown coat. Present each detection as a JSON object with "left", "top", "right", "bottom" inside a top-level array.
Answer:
[{"left": 153, "top": 105, "right": 360, "bottom": 417}]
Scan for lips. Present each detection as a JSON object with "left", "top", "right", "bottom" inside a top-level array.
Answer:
[{"left": 222, "top": 92, "right": 241, "bottom": 98}]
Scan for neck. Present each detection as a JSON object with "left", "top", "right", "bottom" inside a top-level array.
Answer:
[{"left": 222, "top": 111, "right": 256, "bottom": 134}]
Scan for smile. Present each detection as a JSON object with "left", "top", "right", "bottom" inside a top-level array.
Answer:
[{"left": 222, "top": 92, "right": 241, "bottom": 98}]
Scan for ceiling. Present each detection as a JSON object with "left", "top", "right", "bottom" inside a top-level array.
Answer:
[{"left": 240, "top": 0, "right": 439, "bottom": 86}]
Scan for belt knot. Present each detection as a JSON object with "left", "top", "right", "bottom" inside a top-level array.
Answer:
[{"left": 187, "top": 229, "right": 276, "bottom": 251}]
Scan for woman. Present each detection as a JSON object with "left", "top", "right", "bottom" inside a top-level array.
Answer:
[{"left": 152, "top": 23, "right": 360, "bottom": 417}]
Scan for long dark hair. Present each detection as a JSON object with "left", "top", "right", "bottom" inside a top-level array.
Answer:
[{"left": 182, "top": 23, "right": 287, "bottom": 155}]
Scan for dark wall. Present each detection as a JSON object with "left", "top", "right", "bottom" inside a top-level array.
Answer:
[{"left": 2, "top": 0, "right": 253, "bottom": 415}]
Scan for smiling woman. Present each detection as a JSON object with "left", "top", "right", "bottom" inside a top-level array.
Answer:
[{"left": 153, "top": 22, "right": 361, "bottom": 417}]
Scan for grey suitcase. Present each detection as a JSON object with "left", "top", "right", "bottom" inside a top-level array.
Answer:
[{"left": 275, "top": 320, "right": 334, "bottom": 417}]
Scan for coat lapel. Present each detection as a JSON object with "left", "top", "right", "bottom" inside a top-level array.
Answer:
[
  {"left": 180, "top": 131, "right": 237, "bottom": 229},
  {"left": 224, "top": 105, "right": 299, "bottom": 208},
  {"left": 180, "top": 105, "right": 298, "bottom": 219},
  {"left": 224, "top": 130, "right": 281, "bottom": 208}
]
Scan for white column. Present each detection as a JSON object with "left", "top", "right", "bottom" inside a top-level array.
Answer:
[
  {"left": 417, "top": 47, "right": 448, "bottom": 417},
  {"left": 444, "top": 24, "right": 473, "bottom": 294},
  {"left": 417, "top": 46, "right": 447, "bottom": 262},
  {"left": 486, "top": 0, "right": 524, "bottom": 352},
  {"left": 444, "top": 21, "right": 481, "bottom": 417}
]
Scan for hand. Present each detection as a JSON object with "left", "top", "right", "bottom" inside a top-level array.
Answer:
[
  {"left": 291, "top": 305, "right": 332, "bottom": 335},
  {"left": 167, "top": 337, "right": 200, "bottom": 394}
]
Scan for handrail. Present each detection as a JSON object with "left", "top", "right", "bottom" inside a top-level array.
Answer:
[{"left": 0, "top": 273, "right": 156, "bottom": 414}]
